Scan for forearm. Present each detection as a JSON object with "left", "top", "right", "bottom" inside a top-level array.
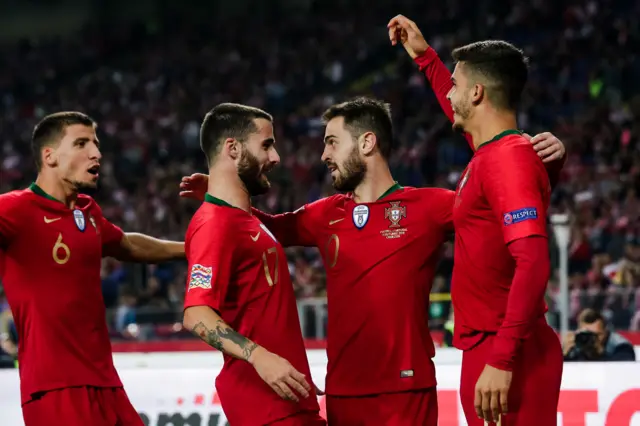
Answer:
[
  {"left": 117, "top": 233, "right": 185, "bottom": 262},
  {"left": 414, "top": 47, "right": 474, "bottom": 150},
  {"left": 251, "top": 208, "right": 311, "bottom": 247},
  {"left": 488, "top": 236, "right": 550, "bottom": 370},
  {"left": 183, "top": 305, "right": 259, "bottom": 362}
]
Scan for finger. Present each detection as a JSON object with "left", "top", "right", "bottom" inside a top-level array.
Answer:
[
  {"left": 290, "top": 370, "right": 311, "bottom": 392},
  {"left": 490, "top": 390, "right": 501, "bottom": 423},
  {"left": 270, "top": 382, "right": 288, "bottom": 400},
  {"left": 537, "top": 146, "right": 558, "bottom": 159},
  {"left": 391, "top": 15, "right": 414, "bottom": 31},
  {"left": 531, "top": 139, "right": 553, "bottom": 151},
  {"left": 542, "top": 151, "right": 563, "bottom": 163},
  {"left": 388, "top": 26, "right": 397, "bottom": 44},
  {"left": 500, "top": 388, "right": 509, "bottom": 414},
  {"left": 386, "top": 15, "right": 403, "bottom": 28},
  {"left": 482, "top": 390, "right": 492, "bottom": 421},
  {"left": 285, "top": 375, "right": 310, "bottom": 398},
  {"left": 522, "top": 132, "right": 532, "bottom": 141},
  {"left": 276, "top": 381, "right": 298, "bottom": 402},
  {"left": 474, "top": 389, "right": 484, "bottom": 419},
  {"left": 530, "top": 132, "right": 551, "bottom": 144}
]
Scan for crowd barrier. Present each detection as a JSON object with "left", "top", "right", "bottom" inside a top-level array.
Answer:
[{"left": 0, "top": 349, "right": 638, "bottom": 425}]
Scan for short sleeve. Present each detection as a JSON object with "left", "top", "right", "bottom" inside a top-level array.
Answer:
[
  {"left": 0, "top": 194, "right": 20, "bottom": 248},
  {"left": 183, "top": 221, "right": 235, "bottom": 312},
  {"left": 482, "top": 144, "right": 549, "bottom": 244},
  {"left": 251, "top": 197, "right": 333, "bottom": 247},
  {"left": 426, "top": 189, "right": 455, "bottom": 233},
  {"left": 100, "top": 216, "right": 124, "bottom": 248}
]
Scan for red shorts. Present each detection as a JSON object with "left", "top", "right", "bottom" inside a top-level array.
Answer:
[
  {"left": 22, "top": 386, "right": 143, "bottom": 426},
  {"left": 326, "top": 388, "right": 438, "bottom": 426},
  {"left": 268, "top": 411, "right": 327, "bottom": 425},
  {"left": 459, "top": 323, "right": 563, "bottom": 426}
]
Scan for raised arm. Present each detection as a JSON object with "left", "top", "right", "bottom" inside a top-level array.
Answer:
[{"left": 388, "top": 14, "right": 567, "bottom": 186}]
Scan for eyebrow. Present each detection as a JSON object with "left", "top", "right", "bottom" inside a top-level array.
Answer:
[
  {"left": 324, "top": 135, "right": 336, "bottom": 143},
  {"left": 263, "top": 138, "right": 275, "bottom": 145}
]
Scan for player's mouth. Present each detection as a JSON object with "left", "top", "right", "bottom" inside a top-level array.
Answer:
[{"left": 87, "top": 164, "right": 100, "bottom": 178}]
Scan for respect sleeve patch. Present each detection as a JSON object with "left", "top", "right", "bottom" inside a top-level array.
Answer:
[{"left": 503, "top": 207, "right": 538, "bottom": 226}]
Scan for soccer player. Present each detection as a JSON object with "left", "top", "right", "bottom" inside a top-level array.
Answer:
[
  {"left": 0, "top": 112, "right": 185, "bottom": 426},
  {"left": 179, "top": 100, "right": 565, "bottom": 425},
  {"left": 181, "top": 103, "right": 324, "bottom": 426},
  {"left": 389, "top": 16, "right": 564, "bottom": 426}
]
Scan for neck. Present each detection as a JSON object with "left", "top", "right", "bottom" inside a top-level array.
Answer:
[
  {"left": 352, "top": 159, "right": 396, "bottom": 203},
  {"left": 467, "top": 110, "right": 518, "bottom": 150},
  {"left": 207, "top": 167, "right": 252, "bottom": 212},
  {"left": 34, "top": 173, "right": 79, "bottom": 208}
]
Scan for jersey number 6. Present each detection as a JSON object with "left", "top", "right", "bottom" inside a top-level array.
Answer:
[
  {"left": 262, "top": 247, "right": 279, "bottom": 286},
  {"left": 52, "top": 233, "right": 71, "bottom": 265}
]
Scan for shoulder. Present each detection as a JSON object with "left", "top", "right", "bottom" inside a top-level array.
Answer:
[
  {"left": 302, "top": 194, "right": 345, "bottom": 214},
  {"left": 77, "top": 194, "right": 101, "bottom": 213},
  {"left": 394, "top": 187, "right": 455, "bottom": 203},
  {"left": 187, "top": 204, "right": 238, "bottom": 240},
  {"left": 0, "top": 189, "right": 33, "bottom": 213}
]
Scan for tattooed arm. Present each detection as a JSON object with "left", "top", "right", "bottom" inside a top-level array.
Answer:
[
  {"left": 184, "top": 305, "right": 258, "bottom": 361},
  {"left": 183, "top": 306, "right": 312, "bottom": 401}
]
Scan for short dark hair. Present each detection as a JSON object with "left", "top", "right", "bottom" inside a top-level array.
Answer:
[
  {"left": 578, "top": 309, "right": 605, "bottom": 325},
  {"left": 200, "top": 103, "right": 273, "bottom": 164},
  {"left": 451, "top": 40, "right": 529, "bottom": 110},
  {"left": 32, "top": 111, "right": 96, "bottom": 170},
  {"left": 322, "top": 97, "right": 394, "bottom": 159}
]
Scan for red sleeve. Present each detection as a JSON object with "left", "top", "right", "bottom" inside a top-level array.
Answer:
[
  {"left": 93, "top": 204, "right": 124, "bottom": 253},
  {"left": 251, "top": 198, "right": 330, "bottom": 247},
  {"left": 427, "top": 189, "right": 455, "bottom": 233},
  {"left": 183, "top": 220, "right": 235, "bottom": 312},
  {"left": 487, "top": 236, "right": 550, "bottom": 371},
  {"left": 0, "top": 194, "right": 20, "bottom": 248},
  {"left": 482, "top": 144, "right": 549, "bottom": 244},
  {"left": 414, "top": 48, "right": 474, "bottom": 151}
]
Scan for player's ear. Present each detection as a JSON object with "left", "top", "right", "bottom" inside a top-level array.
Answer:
[
  {"left": 360, "top": 131, "right": 377, "bottom": 156},
  {"left": 225, "top": 138, "right": 240, "bottom": 160},
  {"left": 42, "top": 146, "right": 57, "bottom": 167},
  {"left": 471, "top": 83, "right": 485, "bottom": 105}
]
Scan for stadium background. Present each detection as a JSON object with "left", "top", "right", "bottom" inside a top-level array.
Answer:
[{"left": 1, "top": 0, "right": 640, "bottom": 365}]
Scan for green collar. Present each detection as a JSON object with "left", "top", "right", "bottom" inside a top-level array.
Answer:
[
  {"left": 29, "top": 182, "right": 63, "bottom": 204},
  {"left": 377, "top": 182, "right": 403, "bottom": 201},
  {"left": 204, "top": 193, "right": 237, "bottom": 208},
  {"left": 477, "top": 129, "right": 522, "bottom": 150}
]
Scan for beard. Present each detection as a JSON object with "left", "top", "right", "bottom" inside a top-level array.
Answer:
[
  {"left": 238, "top": 148, "right": 271, "bottom": 196},
  {"left": 329, "top": 146, "right": 367, "bottom": 192},
  {"left": 451, "top": 95, "right": 472, "bottom": 133}
]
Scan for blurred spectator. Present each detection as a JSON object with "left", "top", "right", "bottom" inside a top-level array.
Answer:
[
  {"left": 563, "top": 309, "right": 635, "bottom": 361},
  {"left": 0, "top": 0, "right": 640, "bottom": 338}
]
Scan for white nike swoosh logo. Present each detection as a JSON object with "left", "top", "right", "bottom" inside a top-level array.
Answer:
[
  {"left": 251, "top": 232, "right": 261, "bottom": 242},
  {"left": 329, "top": 218, "right": 344, "bottom": 225},
  {"left": 44, "top": 217, "right": 61, "bottom": 224}
]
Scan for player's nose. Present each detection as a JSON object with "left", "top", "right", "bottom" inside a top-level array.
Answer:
[{"left": 269, "top": 148, "right": 280, "bottom": 165}]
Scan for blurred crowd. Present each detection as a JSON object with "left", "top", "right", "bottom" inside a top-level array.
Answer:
[{"left": 1, "top": 0, "right": 640, "bottom": 344}]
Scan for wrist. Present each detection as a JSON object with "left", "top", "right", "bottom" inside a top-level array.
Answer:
[
  {"left": 413, "top": 46, "right": 437, "bottom": 68},
  {"left": 247, "top": 344, "right": 265, "bottom": 365}
]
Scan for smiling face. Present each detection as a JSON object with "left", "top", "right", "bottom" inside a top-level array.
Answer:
[
  {"left": 43, "top": 124, "right": 102, "bottom": 189},
  {"left": 236, "top": 118, "right": 280, "bottom": 196},
  {"left": 321, "top": 116, "right": 367, "bottom": 192},
  {"left": 447, "top": 62, "right": 474, "bottom": 134}
]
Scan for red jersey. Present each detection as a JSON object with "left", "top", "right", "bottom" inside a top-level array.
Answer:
[
  {"left": 0, "top": 184, "right": 124, "bottom": 404},
  {"left": 183, "top": 195, "right": 319, "bottom": 425},
  {"left": 255, "top": 185, "right": 455, "bottom": 396},
  {"left": 451, "top": 131, "right": 550, "bottom": 350}
]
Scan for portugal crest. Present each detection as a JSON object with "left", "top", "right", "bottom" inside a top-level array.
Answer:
[
  {"left": 73, "top": 209, "right": 86, "bottom": 232},
  {"left": 385, "top": 201, "right": 406, "bottom": 228}
]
